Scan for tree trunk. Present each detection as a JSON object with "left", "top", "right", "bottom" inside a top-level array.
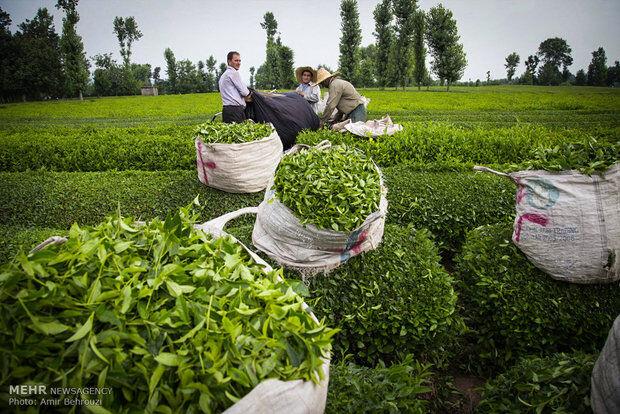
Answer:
[
  {"left": 447, "top": 82, "right": 451, "bottom": 92},
  {"left": 22, "top": 94, "right": 26, "bottom": 102},
  {"left": 79, "top": 90, "right": 83, "bottom": 101}
]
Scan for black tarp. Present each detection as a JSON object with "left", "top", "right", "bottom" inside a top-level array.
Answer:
[{"left": 245, "top": 90, "right": 320, "bottom": 151}]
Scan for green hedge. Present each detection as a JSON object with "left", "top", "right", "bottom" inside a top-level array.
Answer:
[
  {"left": 326, "top": 356, "right": 432, "bottom": 414},
  {"left": 4, "top": 122, "right": 617, "bottom": 172},
  {"left": 296, "top": 123, "right": 603, "bottom": 167},
  {"left": 0, "top": 124, "right": 196, "bottom": 172},
  {"left": 455, "top": 223, "right": 620, "bottom": 375},
  {"left": 0, "top": 170, "right": 261, "bottom": 228},
  {"left": 1, "top": 169, "right": 516, "bottom": 254},
  {"left": 385, "top": 166, "right": 516, "bottom": 253},
  {"left": 477, "top": 353, "right": 596, "bottom": 413},
  {"left": 308, "top": 225, "right": 464, "bottom": 367}
]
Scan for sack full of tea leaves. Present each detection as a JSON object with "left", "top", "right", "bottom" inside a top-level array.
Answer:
[
  {"left": 252, "top": 141, "right": 388, "bottom": 274},
  {"left": 195, "top": 122, "right": 282, "bottom": 193},
  {"left": 1, "top": 202, "right": 334, "bottom": 413},
  {"left": 474, "top": 162, "right": 619, "bottom": 284}
]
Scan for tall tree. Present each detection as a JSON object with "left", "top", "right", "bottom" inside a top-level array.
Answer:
[
  {"left": 522, "top": 54, "right": 539, "bottom": 85},
  {"left": 392, "top": 0, "right": 417, "bottom": 89},
  {"left": 574, "top": 69, "right": 587, "bottom": 86},
  {"left": 249, "top": 66, "right": 255, "bottom": 89},
  {"left": 426, "top": 4, "right": 466, "bottom": 91},
  {"left": 113, "top": 16, "right": 142, "bottom": 67},
  {"left": 504, "top": 52, "right": 520, "bottom": 82},
  {"left": 152, "top": 66, "right": 161, "bottom": 86},
  {"left": 164, "top": 47, "right": 177, "bottom": 93},
  {"left": 176, "top": 59, "right": 200, "bottom": 93},
  {"left": 412, "top": 9, "right": 426, "bottom": 90},
  {"left": 357, "top": 44, "right": 377, "bottom": 87},
  {"left": 276, "top": 37, "right": 295, "bottom": 89},
  {"left": 486, "top": 70, "right": 491, "bottom": 83},
  {"left": 205, "top": 55, "right": 217, "bottom": 91},
  {"left": 587, "top": 47, "right": 607, "bottom": 87},
  {"left": 338, "top": 0, "right": 362, "bottom": 82},
  {"left": 536, "top": 37, "right": 572, "bottom": 86},
  {"left": 606, "top": 61, "right": 620, "bottom": 87},
  {"left": 0, "top": 7, "right": 17, "bottom": 101},
  {"left": 373, "top": 0, "right": 393, "bottom": 89},
  {"left": 14, "top": 8, "right": 63, "bottom": 100},
  {"left": 55, "top": 0, "right": 89, "bottom": 99},
  {"left": 259, "top": 12, "right": 280, "bottom": 89}
]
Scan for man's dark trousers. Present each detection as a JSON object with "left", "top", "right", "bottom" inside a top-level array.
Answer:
[{"left": 222, "top": 105, "right": 246, "bottom": 123}]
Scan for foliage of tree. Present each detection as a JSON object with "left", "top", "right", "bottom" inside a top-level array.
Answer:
[
  {"left": 0, "top": 7, "right": 18, "bottom": 101},
  {"left": 249, "top": 66, "right": 255, "bottom": 89},
  {"left": 607, "top": 61, "right": 620, "bottom": 86},
  {"left": 574, "top": 69, "right": 587, "bottom": 86},
  {"left": 521, "top": 54, "right": 539, "bottom": 85},
  {"left": 373, "top": 0, "right": 393, "bottom": 89},
  {"left": 504, "top": 52, "right": 519, "bottom": 82},
  {"left": 55, "top": 0, "right": 89, "bottom": 99},
  {"left": 205, "top": 55, "right": 217, "bottom": 91},
  {"left": 536, "top": 37, "right": 572, "bottom": 85},
  {"left": 276, "top": 38, "right": 295, "bottom": 89},
  {"left": 258, "top": 12, "right": 280, "bottom": 89},
  {"left": 164, "top": 47, "right": 177, "bottom": 93},
  {"left": 426, "top": 4, "right": 467, "bottom": 91},
  {"left": 338, "top": 0, "right": 362, "bottom": 82},
  {"left": 113, "top": 16, "right": 142, "bottom": 67},
  {"left": 391, "top": 0, "right": 417, "bottom": 89},
  {"left": 356, "top": 44, "right": 377, "bottom": 87},
  {"left": 13, "top": 8, "right": 64, "bottom": 100},
  {"left": 412, "top": 10, "right": 427, "bottom": 90},
  {"left": 587, "top": 47, "right": 607, "bottom": 86}
]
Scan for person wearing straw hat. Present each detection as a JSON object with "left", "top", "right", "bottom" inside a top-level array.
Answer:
[
  {"left": 295, "top": 66, "right": 321, "bottom": 114},
  {"left": 313, "top": 68, "right": 366, "bottom": 126}
]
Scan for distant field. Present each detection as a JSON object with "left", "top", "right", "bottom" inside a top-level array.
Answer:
[{"left": 1, "top": 85, "right": 618, "bottom": 128}]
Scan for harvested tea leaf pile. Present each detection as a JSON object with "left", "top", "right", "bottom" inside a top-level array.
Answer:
[
  {"left": 195, "top": 121, "right": 272, "bottom": 144},
  {"left": 273, "top": 145, "right": 381, "bottom": 232},
  {"left": 0, "top": 202, "right": 335, "bottom": 413},
  {"left": 520, "top": 137, "right": 619, "bottom": 175}
]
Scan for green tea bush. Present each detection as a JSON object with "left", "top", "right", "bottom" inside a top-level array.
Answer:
[
  {"left": 326, "top": 356, "right": 432, "bottom": 414},
  {"left": 194, "top": 121, "right": 272, "bottom": 144},
  {"left": 0, "top": 170, "right": 261, "bottom": 228},
  {"left": 385, "top": 166, "right": 516, "bottom": 253},
  {"left": 307, "top": 225, "right": 465, "bottom": 367},
  {"left": 0, "top": 124, "right": 196, "bottom": 172},
  {"left": 455, "top": 223, "right": 620, "bottom": 375},
  {"left": 1, "top": 169, "right": 517, "bottom": 255},
  {"left": 0, "top": 203, "right": 336, "bottom": 412},
  {"left": 477, "top": 353, "right": 596, "bottom": 413},
  {"left": 296, "top": 123, "right": 590, "bottom": 167},
  {"left": 274, "top": 145, "right": 381, "bottom": 232}
]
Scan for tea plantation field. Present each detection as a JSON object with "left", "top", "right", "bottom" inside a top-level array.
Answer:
[{"left": 1, "top": 85, "right": 619, "bottom": 413}]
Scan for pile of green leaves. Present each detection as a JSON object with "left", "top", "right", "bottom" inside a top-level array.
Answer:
[
  {"left": 477, "top": 353, "right": 596, "bottom": 413},
  {"left": 0, "top": 202, "right": 336, "bottom": 413},
  {"left": 519, "top": 137, "right": 619, "bottom": 175},
  {"left": 194, "top": 121, "right": 272, "bottom": 144},
  {"left": 326, "top": 355, "right": 432, "bottom": 413},
  {"left": 455, "top": 223, "right": 620, "bottom": 375},
  {"left": 273, "top": 145, "right": 381, "bottom": 232}
]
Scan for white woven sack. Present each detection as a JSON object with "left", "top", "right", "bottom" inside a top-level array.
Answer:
[
  {"left": 33, "top": 211, "right": 330, "bottom": 414},
  {"left": 341, "top": 115, "right": 403, "bottom": 137},
  {"left": 195, "top": 126, "right": 283, "bottom": 193},
  {"left": 252, "top": 142, "right": 388, "bottom": 274},
  {"left": 591, "top": 314, "right": 620, "bottom": 414},
  {"left": 196, "top": 208, "right": 330, "bottom": 414},
  {"left": 475, "top": 164, "right": 620, "bottom": 284}
]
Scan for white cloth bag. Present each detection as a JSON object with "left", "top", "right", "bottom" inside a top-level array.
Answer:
[
  {"left": 252, "top": 142, "right": 388, "bottom": 274},
  {"left": 195, "top": 126, "right": 283, "bottom": 193},
  {"left": 475, "top": 164, "right": 620, "bottom": 284}
]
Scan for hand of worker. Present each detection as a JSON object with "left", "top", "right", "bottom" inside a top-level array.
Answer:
[{"left": 244, "top": 92, "right": 253, "bottom": 102}]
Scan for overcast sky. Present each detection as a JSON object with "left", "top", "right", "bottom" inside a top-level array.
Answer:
[{"left": 2, "top": 0, "right": 619, "bottom": 83}]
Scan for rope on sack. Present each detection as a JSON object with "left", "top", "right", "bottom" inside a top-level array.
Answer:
[{"left": 31, "top": 236, "right": 68, "bottom": 253}]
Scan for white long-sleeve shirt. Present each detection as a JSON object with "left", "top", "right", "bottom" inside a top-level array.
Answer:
[
  {"left": 219, "top": 66, "right": 250, "bottom": 107},
  {"left": 295, "top": 83, "right": 321, "bottom": 114}
]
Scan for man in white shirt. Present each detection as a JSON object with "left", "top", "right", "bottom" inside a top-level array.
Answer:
[{"left": 218, "top": 51, "right": 251, "bottom": 123}]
